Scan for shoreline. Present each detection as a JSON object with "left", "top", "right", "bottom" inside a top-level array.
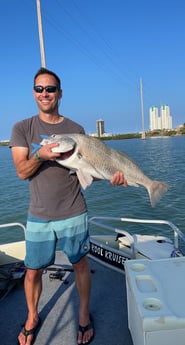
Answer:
[{"left": 1, "top": 130, "right": 184, "bottom": 146}]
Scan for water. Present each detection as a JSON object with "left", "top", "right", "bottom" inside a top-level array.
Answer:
[{"left": 1, "top": 136, "right": 185, "bottom": 244}]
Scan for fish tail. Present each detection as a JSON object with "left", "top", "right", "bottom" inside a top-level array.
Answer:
[{"left": 148, "top": 181, "right": 169, "bottom": 207}]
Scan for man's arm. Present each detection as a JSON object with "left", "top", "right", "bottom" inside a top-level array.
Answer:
[
  {"left": 11, "top": 147, "right": 43, "bottom": 180},
  {"left": 11, "top": 143, "right": 61, "bottom": 180}
]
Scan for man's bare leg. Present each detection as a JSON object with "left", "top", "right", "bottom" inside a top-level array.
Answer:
[
  {"left": 73, "top": 256, "right": 94, "bottom": 344},
  {"left": 18, "top": 269, "right": 43, "bottom": 345}
]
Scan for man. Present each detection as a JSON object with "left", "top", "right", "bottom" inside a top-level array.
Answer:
[{"left": 10, "top": 67, "right": 126, "bottom": 345}]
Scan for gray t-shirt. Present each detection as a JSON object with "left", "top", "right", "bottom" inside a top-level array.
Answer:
[{"left": 10, "top": 115, "right": 87, "bottom": 220}]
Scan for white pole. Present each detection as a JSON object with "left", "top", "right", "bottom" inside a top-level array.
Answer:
[
  {"left": 36, "top": 0, "right": 46, "bottom": 67},
  {"left": 140, "top": 77, "right": 145, "bottom": 139}
]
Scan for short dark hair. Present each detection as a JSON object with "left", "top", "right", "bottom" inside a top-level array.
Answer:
[{"left": 34, "top": 67, "right": 61, "bottom": 89}]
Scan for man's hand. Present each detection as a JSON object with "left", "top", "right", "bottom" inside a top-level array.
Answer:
[
  {"left": 110, "top": 171, "right": 127, "bottom": 187},
  {"left": 37, "top": 143, "right": 61, "bottom": 161}
]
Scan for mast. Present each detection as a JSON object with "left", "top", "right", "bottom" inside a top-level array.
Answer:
[
  {"left": 36, "top": 0, "right": 46, "bottom": 67},
  {"left": 140, "top": 77, "right": 145, "bottom": 140}
]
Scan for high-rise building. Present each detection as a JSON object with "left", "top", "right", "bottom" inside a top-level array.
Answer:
[
  {"left": 149, "top": 104, "right": 172, "bottom": 130},
  {"left": 150, "top": 106, "right": 159, "bottom": 130},
  {"left": 96, "top": 119, "right": 105, "bottom": 136},
  {"left": 160, "top": 104, "right": 172, "bottom": 129}
]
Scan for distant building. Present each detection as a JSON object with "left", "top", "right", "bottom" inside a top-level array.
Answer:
[
  {"left": 149, "top": 104, "right": 172, "bottom": 130},
  {"left": 150, "top": 106, "right": 159, "bottom": 131},
  {"left": 96, "top": 119, "right": 105, "bottom": 137},
  {"left": 160, "top": 104, "right": 172, "bottom": 129}
]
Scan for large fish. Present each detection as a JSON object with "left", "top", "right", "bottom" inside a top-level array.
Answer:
[{"left": 40, "top": 134, "right": 169, "bottom": 207}]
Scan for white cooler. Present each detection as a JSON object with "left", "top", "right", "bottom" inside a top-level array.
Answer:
[{"left": 125, "top": 257, "right": 185, "bottom": 345}]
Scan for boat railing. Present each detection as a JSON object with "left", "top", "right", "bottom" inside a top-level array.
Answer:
[
  {"left": 0, "top": 223, "right": 26, "bottom": 237},
  {"left": 89, "top": 216, "right": 185, "bottom": 258}
]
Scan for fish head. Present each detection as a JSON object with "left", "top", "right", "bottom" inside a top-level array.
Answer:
[
  {"left": 40, "top": 134, "right": 77, "bottom": 160},
  {"left": 40, "top": 133, "right": 94, "bottom": 189}
]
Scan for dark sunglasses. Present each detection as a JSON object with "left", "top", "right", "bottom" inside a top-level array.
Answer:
[{"left": 34, "top": 85, "right": 59, "bottom": 93}]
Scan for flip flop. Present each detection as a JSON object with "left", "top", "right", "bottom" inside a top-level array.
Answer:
[
  {"left": 18, "top": 317, "right": 41, "bottom": 345},
  {"left": 77, "top": 315, "right": 94, "bottom": 344}
]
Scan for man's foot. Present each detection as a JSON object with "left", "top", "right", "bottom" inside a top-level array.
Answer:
[
  {"left": 77, "top": 315, "right": 94, "bottom": 344},
  {"left": 17, "top": 317, "right": 41, "bottom": 345}
]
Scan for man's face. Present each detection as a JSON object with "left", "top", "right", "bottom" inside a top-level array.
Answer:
[{"left": 33, "top": 73, "right": 62, "bottom": 114}]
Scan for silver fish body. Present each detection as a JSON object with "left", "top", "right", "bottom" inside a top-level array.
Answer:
[{"left": 40, "top": 133, "right": 169, "bottom": 207}]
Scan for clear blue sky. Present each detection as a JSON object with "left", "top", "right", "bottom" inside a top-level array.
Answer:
[{"left": 1, "top": 0, "right": 185, "bottom": 139}]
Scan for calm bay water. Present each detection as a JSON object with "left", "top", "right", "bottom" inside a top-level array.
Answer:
[{"left": 1, "top": 136, "right": 185, "bottom": 244}]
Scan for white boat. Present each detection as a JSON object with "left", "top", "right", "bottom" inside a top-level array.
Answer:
[
  {"left": 1, "top": 217, "right": 184, "bottom": 270},
  {"left": 89, "top": 216, "right": 185, "bottom": 272},
  {"left": 0, "top": 218, "right": 185, "bottom": 345},
  {"left": 0, "top": 222, "right": 26, "bottom": 265}
]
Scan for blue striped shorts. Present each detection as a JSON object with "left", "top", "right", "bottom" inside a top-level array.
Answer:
[{"left": 25, "top": 212, "right": 90, "bottom": 269}]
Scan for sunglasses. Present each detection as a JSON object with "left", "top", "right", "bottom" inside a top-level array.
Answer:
[{"left": 34, "top": 85, "right": 59, "bottom": 93}]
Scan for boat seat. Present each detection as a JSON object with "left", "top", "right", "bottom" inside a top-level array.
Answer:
[
  {"left": 0, "top": 241, "right": 26, "bottom": 265},
  {"left": 119, "top": 234, "right": 174, "bottom": 259}
]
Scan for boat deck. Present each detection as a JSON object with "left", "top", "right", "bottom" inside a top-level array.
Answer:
[{"left": 0, "top": 251, "right": 133, "bottom": 345}]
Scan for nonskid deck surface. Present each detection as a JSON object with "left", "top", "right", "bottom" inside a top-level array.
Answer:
[{"left": 0, "top": 251, "right": 133, "bottom": 345}]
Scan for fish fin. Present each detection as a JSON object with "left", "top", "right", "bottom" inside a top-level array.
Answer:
[
  {"left": 76, "top": 170, "right": 93, "bottom": 189},
  {"left": 148, "top": 181, "right": 169, "bottom": 207}
]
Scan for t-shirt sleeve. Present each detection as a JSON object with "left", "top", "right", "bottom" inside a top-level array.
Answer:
[{"left": 9, "top": 121, "right": 28, "bottom": 148}]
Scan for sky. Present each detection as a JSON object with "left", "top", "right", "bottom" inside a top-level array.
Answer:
[{"left": 0, "top": 0, "right": 185, "bottom": 139}]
